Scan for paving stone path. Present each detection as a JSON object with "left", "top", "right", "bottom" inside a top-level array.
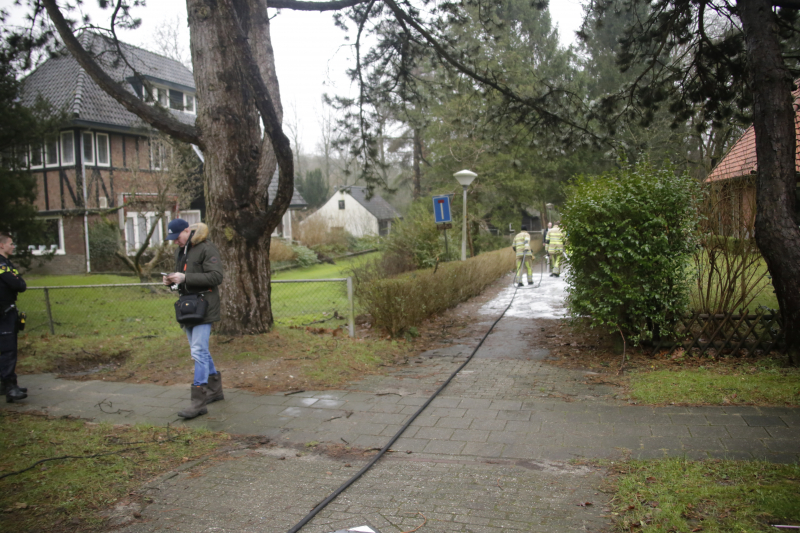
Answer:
[{"left": 4, "top": 271, "right": 798, "bottom": 532}]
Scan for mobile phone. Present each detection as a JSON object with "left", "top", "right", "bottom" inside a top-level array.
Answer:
[{"left": 161, "top": 272, "right": 170, "bottom": 276}]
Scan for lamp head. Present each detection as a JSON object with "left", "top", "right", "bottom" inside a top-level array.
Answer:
[{"left": 453, "top": 169, "right": 477, "bottom": 187}]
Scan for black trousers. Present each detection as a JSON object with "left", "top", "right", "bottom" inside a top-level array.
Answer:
[{"left": 0, "top": 308, "right": 18, "bottom": 381}]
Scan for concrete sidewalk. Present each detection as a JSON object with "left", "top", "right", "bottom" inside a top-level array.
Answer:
[{"left": 4, "top": 272, "right": 799, "bottom": 532}]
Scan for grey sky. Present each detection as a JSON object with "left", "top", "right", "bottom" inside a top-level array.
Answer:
[{"left": 3, "top": 0, "right": 586, "bottom": 152}]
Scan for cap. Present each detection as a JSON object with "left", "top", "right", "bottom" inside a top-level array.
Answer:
[{"left": 166, "top": 218, "right": 190, "bottom": 240}]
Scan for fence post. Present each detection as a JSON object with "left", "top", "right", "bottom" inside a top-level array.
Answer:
[
  {"left": 347, "top": 277, "right": 355, "bottom": 338},
  {"left": 43, "top": 288, "right": 55, "bottom": 335}
]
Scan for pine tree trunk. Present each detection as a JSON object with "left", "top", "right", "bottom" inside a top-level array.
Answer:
[
  {"left": 412, "top": 128, "right": 422, "bottom": 199},
  {"left": 739, "top": 0, "right": 800, "bottom": 364},
  {"left": 187, "top": 0, "right": 284, "bottom": 335}
]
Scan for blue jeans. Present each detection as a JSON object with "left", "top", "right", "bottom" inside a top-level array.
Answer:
[{"left": 184, "top": 323, "right": 217, "bottom": 386}]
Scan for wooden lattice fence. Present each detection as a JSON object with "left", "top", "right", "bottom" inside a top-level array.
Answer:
[{"left": 652, "top": 310, "right": 784, "bottom": 357}]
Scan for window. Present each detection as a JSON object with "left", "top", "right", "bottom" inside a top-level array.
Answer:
[
  {"left": 338, "top": 200, "right": 345, "bottom": 210},
  {"left": 169, "top": 89, "right": 184, "bottom": 110},
  {"left": 184, "top": 93, "right": 195, "bottom": 113},
  {"left": 29, "top": 145, "right": 43, "bottom": 168},
  {"left": 45, "top": 138, "right": 59, "bottom": 167},
  {"left": 181, "top": 209, "right": 202, "bottom": 226},
  {"left": 156, "top": 87, "right": 168, "bottom": 107},
  {"left": 82, "top": 132, "right": 94, "bottom": 165},
  {"left": 124, "top": 211, "right": 169, "bottom": 252},
  {"left": 150, "top": 139, "right": 170, "bottom": 171},
  {"left": 96, "top": 133, "right": 110, "bottom": 166},
  {"left": 28, "top": 217, "right": 65, "bottom": 255},
  {"left": 379, "top": 220, "right": 390, "bottom": 237},
  {"left": 1, "top": 148, "right": 26, "bottom": 170},
  {"left": 60, "top": 131, "right": 75, "bottom": 165}
]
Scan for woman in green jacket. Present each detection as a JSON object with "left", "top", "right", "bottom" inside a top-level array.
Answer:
[{"left": 163, "top": 220, "right": 224, "bottom": 419}]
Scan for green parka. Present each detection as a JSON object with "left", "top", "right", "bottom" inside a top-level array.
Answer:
[{"left": 174, "top": 223, "right": 223, "bottom": 324}]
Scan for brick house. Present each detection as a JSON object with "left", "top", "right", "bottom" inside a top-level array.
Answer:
[
  {"left": 707, "top": 85, "right": 800, "bottom": 233},
  {"left": 19, "top": 33, "right": 305, "bottom": 275}
]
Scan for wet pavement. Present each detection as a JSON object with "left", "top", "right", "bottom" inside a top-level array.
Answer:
[{"left": 4, "top": 269, "right": 799, "bottom": 532}]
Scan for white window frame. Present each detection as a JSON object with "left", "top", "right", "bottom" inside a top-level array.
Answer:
[
  {"left": 96, "top": 133, "right": 110, "bottom": 167},
  {"left": 155, "top": 87, "right": 169, "bottom": 107},
  {"left": 180, "top": 209, "right": 202, "bottom": 226},
  {"left": 60, "top": 131, "right": 75, "bottom": 165},
  {"left": 150, "top": 139, "right": 170, "bottom": 171},
  {"left": 44, "top": 138, "right": 59, "bottom": 167},
  {"left": 29, "top": 144, "right": 43, "bottom": 169},
  {"left": 81, "top": 131, "right": 95, "bottom": 165},
  {"left": 124, "top": 211, "right": 170, "bottom": 253},
  {"left": 183, "top": 93, "right": 195, "bottom": 114},
  {"left": 28, "top": 216, "right": 65, "bottom": 255}
]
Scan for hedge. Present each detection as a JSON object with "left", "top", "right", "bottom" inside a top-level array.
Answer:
[{"left": 357, "top": 248, "right": 515, "bottom": 336}]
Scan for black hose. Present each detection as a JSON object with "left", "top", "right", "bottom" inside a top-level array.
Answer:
[{"left": 286, "top": 269, "right": 525, "bottom": 533}]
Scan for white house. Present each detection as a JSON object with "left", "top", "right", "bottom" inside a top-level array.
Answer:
[{"left": 306, "top": 186, "right": 402, "bottom": 237}]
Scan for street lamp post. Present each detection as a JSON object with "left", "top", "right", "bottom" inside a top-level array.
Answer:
[{"left": 453, "top": 169, "right": 477, "bottom": 261}]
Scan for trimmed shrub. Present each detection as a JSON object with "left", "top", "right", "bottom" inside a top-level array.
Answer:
[
  {"left": 355, "top": 248, "right": 515, "bottom": 336},
  {"left": 88, "top": 219, "right": 120, "bottom": 272},
  {"left": 295, "top": 213, "right": 349, "bottom": 252},
  {"left": 562, "top": 160, "right": 699, "bottom": 343},
  {"left": 291, "top": 244, "right": 318, "bottom": 267},
  {"left": 269, "top": 238, "right": 296, "bottom": 262},
  {"left": 384, "top": 199, "right": 449, "bottom": 269}
]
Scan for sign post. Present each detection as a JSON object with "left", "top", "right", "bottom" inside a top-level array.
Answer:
[{"left": 432, "top": 195, "right": 452, "bottom": 259}]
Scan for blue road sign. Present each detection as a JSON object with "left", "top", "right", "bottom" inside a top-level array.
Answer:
[{"left": 433, "top": 195, "right": 452, "bottom": 224}]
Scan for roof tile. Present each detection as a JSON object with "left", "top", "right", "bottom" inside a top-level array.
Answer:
[{"left": 708, "top": 87, "right": 800, "bottom": 181}]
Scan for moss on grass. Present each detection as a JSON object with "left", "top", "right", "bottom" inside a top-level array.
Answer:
[
  {"left": 0, "top": 411, "right": 228, "bottom": 532},
  {"left": 606, "top": 458, "right": 800, "bottom": 532}
]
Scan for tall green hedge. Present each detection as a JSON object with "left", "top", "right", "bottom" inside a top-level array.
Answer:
[
  {"left": 356, "top": 248, "right": 515, "bottom": 336},
  {"left": 562, "top": 161, "right": 699, "bottom": 342}
]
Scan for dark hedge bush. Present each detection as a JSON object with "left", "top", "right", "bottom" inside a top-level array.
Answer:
[{"left": 562, "top": 160, "right": 699, "bottom": 343}]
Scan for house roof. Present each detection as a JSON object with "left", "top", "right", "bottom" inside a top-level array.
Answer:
[
  {"left": 337, "top": 186, "right": 402, "bottom": 220},
  {"left": 269, "top": 169, "right": 307, "bottom": 208},
  {"left": 21, "top": 32, "right": 196, "bottom": 131},
  {"left": 707, "top": 86, "right": 800, "bottom": 182}
]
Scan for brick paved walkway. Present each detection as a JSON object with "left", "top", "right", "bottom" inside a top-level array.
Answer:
[{"left": 4, "top": 272, "right": 798, "bottom": 532}]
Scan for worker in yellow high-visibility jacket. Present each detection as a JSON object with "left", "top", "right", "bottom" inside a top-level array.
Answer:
[
  {"left": 512, "top": 226, "right": 532, "bottom": 287},
  {"left": 547, "top": 224, "right": 564, "bottom": 277}
]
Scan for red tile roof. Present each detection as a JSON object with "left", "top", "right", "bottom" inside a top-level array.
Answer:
[{"left": 707, "top": 88, "right": 800, "bottom": 182}]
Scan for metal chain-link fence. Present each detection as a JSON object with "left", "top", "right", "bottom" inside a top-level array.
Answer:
[{"left": 17, "top": 278, "right": 354, "bottom": 338}]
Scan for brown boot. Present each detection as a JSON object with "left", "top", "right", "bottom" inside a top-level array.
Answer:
[
  {"left": 206, "top": 372, "right": 224, "bottom": 403},
  {"left": 177, "top": 385, "right": 208, "bottom": 419}
]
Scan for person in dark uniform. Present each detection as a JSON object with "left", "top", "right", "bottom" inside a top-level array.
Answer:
[{"left": 0, "top": 233, "right": 28, "bottom": 403}]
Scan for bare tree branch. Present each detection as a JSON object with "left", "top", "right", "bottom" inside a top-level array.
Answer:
[
  {"left": 380, "top": 0, "right": 596, "bottom": 139},
  {"left": 268, "top": 0, "right": 370, "bottom": 11},
  {"left": 41, "top": 0, "right": 204, "bottom": 149}
]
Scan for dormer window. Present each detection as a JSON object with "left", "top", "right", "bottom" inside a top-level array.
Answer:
[
  {"left": 156, "top": 87, "right": 168, "bottom": 107},
  {"left": 184, "top": 94, "right": 195, "bottom": 113},
  {"left": 132, "top": 79, "right": 196, "bottom": 114}
]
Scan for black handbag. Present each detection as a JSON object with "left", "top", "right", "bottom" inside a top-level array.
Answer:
[{"left": 174, "top": 293, "right": 208, "bottom": 325}]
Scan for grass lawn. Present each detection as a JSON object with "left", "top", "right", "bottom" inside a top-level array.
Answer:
[
  {"left": 604, "top": 457, "right": 800, "bottom": 532},
  {"left": 272, "top": 251, "right": 377, "bottom": 280},
  {"left": 629, "top": 367, "right": 800, "bottom": 406},
  {"left": 0, "top": 411, "right": 228, "bottom": 532},
  {"left": 17, "top": 323, "right": 415, "bottom": 393},
  {"left": 16, "top": 253, "right": 379, "bottom": 338}
]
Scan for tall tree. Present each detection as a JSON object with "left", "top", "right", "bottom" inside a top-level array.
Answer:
[
  {"left": 0, "top": 42, "right": 65, "bottom": 265},
  {"left": 583, "top": 0, "right": 800, "bottom": 362},
  {"left": 10, "top": 0, "right": 607, "bottom": 334},
  {"left": 297, "top": 168, "right": 329, "bottom": 208}
]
